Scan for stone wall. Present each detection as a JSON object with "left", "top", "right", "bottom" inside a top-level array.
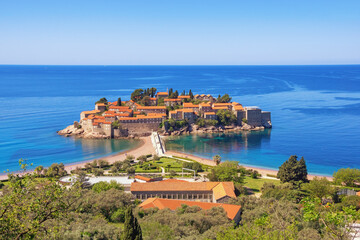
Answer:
[
  {"left": 246, "top": 108, "right": 262, "bottom": 126},
  {"left": 261, "top": 111, "right": 271, "bottom": 124},
  {"left": 121, "top": 122, "right": 160, "bottom": 135}
]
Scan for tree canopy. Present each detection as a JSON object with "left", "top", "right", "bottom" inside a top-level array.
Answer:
[
  {"left": 277, "top": 155, "right": 308, "bottom": 183},
  {"left": 333, "top": 168, "right": 360, "bottom": 187}
]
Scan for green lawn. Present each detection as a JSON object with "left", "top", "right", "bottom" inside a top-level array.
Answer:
[
  {"left": 243, "top": 176, "right": 280, "bottom": 193},
  {"left": 134, "top": 157, "right": 185, "bottom": 173}
]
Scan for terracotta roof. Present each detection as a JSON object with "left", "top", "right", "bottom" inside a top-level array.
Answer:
[
  {"left": 133, "top": 111, "right": 141, "bottom": 115},
  {"left": 95, "top": 103, "right": 107, "bottom": 106},
  {"left": 115, "top": 113, "right": 131, "bottom": 117},
  {"left": 103, "top": 121, "right": 112, "bottom": 125},
  {"left": 94, "top": 116, "right": 105, "bottom": 119},
  {"left": 135, "top": 175, "right": 152, "bottom": 182},
  {"left": 182, "top": 109, "right": 194, "bottom": 113},
  {"left": 157, "top": 92, "right": 169, "bottom": 96},
  {"left": 183, "top": 103, "right": 199, "bottom": 108},
  {"left": 131, "top": 179, "right": 235, "bottom": 200},
  {"left": 213, "top": 103, "right": 232, "bottom": 106},
  {"left": 109, "top": 106, "right": 131, "bottom": 110},
  {"left": 233, "top": 105, "right": 244, "bottom": 111},
  {"left": 137, "top": 106, "right": 166, "bottom": 110},
  {"left": 200, "top": 103, "right": 211, "bottom": 107},
  {"left": 149, "top": 98, "right": 157, "bottom": 101},
  {"left": 178, "top": 95, "right": 190, "bottom": 99},
  {"left": 212, "top": 107, "right": 228, "bottom": 110},
  {"left": 148, "top": 113, "right": 167, "bottom": 117},
  {"left": 118, "top": 117, "right": 138, "bottom": 121},
  {"left": 82, "top": 110, "right": 100, "bottom": 114},
  {"left": 164, "top": 98, "right": 182, "bottom": 102},
  {"left": 139, "top": 198, "right": 241, "bottom": 221},
  {"left": 137, "top": 115, "right": 163, "bottom": 119},
  {"left": 93, "top": 123, "right": 99, "bottom": 126}
]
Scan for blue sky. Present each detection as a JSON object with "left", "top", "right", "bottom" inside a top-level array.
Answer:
[{"left": 0, "top": 0, "right": 359, "bottom": 65}]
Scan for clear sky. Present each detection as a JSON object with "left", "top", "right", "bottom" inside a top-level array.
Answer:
[{"left": 0, "top": 0, "right": 359, "bottom": 65}]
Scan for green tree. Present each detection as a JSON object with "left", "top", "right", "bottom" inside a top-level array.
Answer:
[
  {"left": 35, "top": 165, "right": 44, "bottom": 176},
  {"left": 302, "top": 177, "right": 335, "bottom": 200},
  {"left": 0, "top": 160, "right": 81, "bottom": 239},
  {"left": 92, "top": 180, "right": 124, "bottom": 193},
  {"left": 123, "top": 207, "right": 143, "bottom": 240},
  {"left": 117, "top": 97, "right": 122, "bottom": 106},
  {"left": 95, "top": 97, "right": 108, "bottom": 104},
  {"left": 112, "top": 120, "right": 121, "bottom": 129},
  {"left": 189, "top": 89, "right": 194, "bottom": 99},
  {"left": 140, "top": 96, "right": 151, "bottom": 106},
  {"left": 333, "top": 168, "right": 360, "bottom": 187},
  {"left": 131, "top": 89, "right": 144, "bottom": 102},
  {"left": 149, "top": 87, "right": 157, "bottom": 98},
  {"left": 206, "top": 161, "right": 244, "bottom": 183},
  {"left": 216, "top": 109, "right": 237, "bottom": 126},
  {"left": 217, "top": 94, "right": 232, "bottom": 103},
  {"left": 277, "top": 155, "right": 308, "bottom": 183},
  {"left": 213, "top": 155, "right": 222, "bottom": 165}
]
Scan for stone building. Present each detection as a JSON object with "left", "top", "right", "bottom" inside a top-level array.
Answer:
[
  {"left": 183, "top": 103, "right": 200, "bottom": 113},
  {"left": 95, "top": 103, "right": 107, "bottom": 111},
  {"left": 164, "top": 98, "right": 182, "bottom": 107},
  {"left": 130, "top": 179, "right": 236, "bottom": 203},
  {"left": 137, "top": 106, "right": 166, "bottom": 114},
  {"left": 156, "top": 92, "right": 169, "bottom": 99},
  {"left": 204, "top": 112, "right": 217, "bottom": 120}
]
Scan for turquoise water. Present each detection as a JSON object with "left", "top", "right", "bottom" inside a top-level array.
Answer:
[{"left": 1, "top": 65, "right": 360, "bottom": 174}]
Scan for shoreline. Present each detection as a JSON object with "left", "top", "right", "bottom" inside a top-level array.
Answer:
[
  {"left": 165, "top": 150, "right": 333, "bottom": 180},
  {"left": 0, "top": 136, "right": 155, "bottom": 181}
]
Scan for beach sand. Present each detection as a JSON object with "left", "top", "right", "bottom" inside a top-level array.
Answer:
[
  {"left": 0, "top": 136, "right": 332, "bottom": 181},
  {"left": 0, "top": 136, "right": 155, "bottom": 181},
  {"left": 165, "top": 150, "right": 333, "bottom": 180}
]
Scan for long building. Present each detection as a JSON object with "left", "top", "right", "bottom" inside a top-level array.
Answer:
[
  {"left": 139, "top": 198, "right": 242, "bottom": 224},
  {"left": 131, "top": 179, "right": 236, "bottom": 203}
]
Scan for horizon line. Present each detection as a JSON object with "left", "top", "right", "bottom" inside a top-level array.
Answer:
[{"left": 0, "top": 63, "right": 360, "bottom": 67}]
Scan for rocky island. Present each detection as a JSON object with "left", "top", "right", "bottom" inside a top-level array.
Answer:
[{"left": 58, "top": 88, "right": 272, "bottom": 139}]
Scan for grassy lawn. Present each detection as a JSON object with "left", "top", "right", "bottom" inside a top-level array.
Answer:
[
  {"left": 243, "top": 176, "right": 280, "bottom": 193},
  {"left": 134, "top": 157, "right": 185, "bottom": 173}
]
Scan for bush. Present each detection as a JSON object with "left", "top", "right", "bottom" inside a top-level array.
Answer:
[
  {"left": 92, "top": 180, "right": 124, "bottom": 193},
  {"left": 110, "top": 208, "right": 126, "bottom": 223},
  {"left": 93, "top": 168, "right": 104, "bottom": 176},
  {"left": 127, "top": 167, "right": 136, "bottom": 175}
]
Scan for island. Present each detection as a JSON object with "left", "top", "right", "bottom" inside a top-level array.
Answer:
[{"left": 58, "top": 88, "right": 272, "bottom": 138}]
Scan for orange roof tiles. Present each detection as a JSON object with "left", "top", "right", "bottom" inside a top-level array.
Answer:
[
  {"left": 109, "top": 106, "right": 131, "bottom": 110},
  {"left": 157, "top": 92, "right": 169, "bottom": 96},
  {"left": 96, "top": 103, "right": 107, "bottom": 106},
  {"left": 233, "top": 105, "right": 244, "bottom": 111},
  {"left": 164, "top": 98, "right": 182, "bottom": 102},
  {"left": 182, "top": 109, "right": 194, "bottom": 113},
  {"left": 213, "top": 103, "right": 232, "bottom": 106},
  {"left": 178, "top": 95, "right": 190, "bottom": 99},
  {"left": 212, "top": 107, "right": 228, "bottom": 110},
  {"left": 139, "top": 198, "right": 241, "bottom": 221},
  {"left": 183, "top": 103, "right": 199, "bottom": 108},
  {"left": 149, "top": 98, "right": 157, "bottom": 101},
  {"left": 133, "top": 111, "right": 141, "bottom": 115},
  {"left": 137, "top": 106, "right": 166, "bottom": 110},
  {"left": 200, "top": 103, "right": 211, "bottom": 107},
  {"left": 135, "top": 175, "right": 153, "bottom": 182},
  {"left": 131, "top": 179, "right": 235, "bottom": 201},
  {"left": 148, "top": 113, "right": 167, "bottom": 117},
  {"left": 118, "top": 117, "right": 138, "bottom": 121},
  {"left": 82, "top": 110, "right": 101, "bottom": 114}
]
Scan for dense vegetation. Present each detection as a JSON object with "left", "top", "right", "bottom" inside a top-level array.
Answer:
[{"left": 1, "top": 157, "right": 360, "bottom": 239}]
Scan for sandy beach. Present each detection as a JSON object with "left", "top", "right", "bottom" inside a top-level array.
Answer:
[
  {"left": 0, "top": 136, "right": 332, "bottom": 181},
  {"left": 0, "top": 136, "right": 155, "bottom": 181},
  {"left": 165, "top": 150, "right": 333, "bottom": 180}
]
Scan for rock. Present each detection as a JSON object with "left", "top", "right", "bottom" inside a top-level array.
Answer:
[
  {"left": 73, "top": 121, "right": 79, "bottom": 128},
  {"left": 241, "top": 124, "right": 252, "bottom": 131},
  {"left": 263, "top": 121, "right": 272, "bottom": 128}
]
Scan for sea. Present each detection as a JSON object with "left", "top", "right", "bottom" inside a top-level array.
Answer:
[{"left": 1, "top": 65, "right": 360, "bottom": 175}]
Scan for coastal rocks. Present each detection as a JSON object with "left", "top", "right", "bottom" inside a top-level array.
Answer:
[{"left": 263, "top": 121, "right": 272, "bottom": 128}]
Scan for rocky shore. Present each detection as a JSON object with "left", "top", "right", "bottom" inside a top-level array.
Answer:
[{"left": 163, "top": 122, "right": 272, "bottom": 136}]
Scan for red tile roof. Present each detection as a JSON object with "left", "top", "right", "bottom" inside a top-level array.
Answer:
[
  {"left": 178, "top": 95, "right": 190, "bottom": 99},
  {"left": 183, "top": 103, "right": 199, "bottom": 108},
  {"left": 137, "top": 106, "right": 166, "bottom": 110},
  {"left": 139, "top": 198, "right": 241, "bottom": 221},
  {"left": 131, "top": 179, "right": 236, "bottom": 200}
]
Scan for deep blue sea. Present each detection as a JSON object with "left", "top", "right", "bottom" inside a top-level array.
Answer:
[{"left": 1, "top": 65, "right": 360, "bottom": 175}]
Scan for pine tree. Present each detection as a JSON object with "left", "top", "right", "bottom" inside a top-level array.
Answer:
[
  {"left": 181, "top": 90, "right": 185, "bottom": 96},
  {"left": 277, "top": 155, "right": 308, "bottom": 183},
  {"left": 117, "top": 97, "right": 122, "bottom": 106},
  {"left": 123, "top": 207, "right": 142, "bottom": 240}
]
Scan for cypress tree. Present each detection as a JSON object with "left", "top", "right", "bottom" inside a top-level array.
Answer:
[
  {"left": 123, "top": 207, "right": 142, "bottom": 240},
  {"left": 117, "top": 97, "right": 122, "bottom": 106},
  {"left": 297, "top": 157, "right": 308, "bottom": 182},
  {"left": 189, "top": 89, "right": 194, "bottom": 99}
]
